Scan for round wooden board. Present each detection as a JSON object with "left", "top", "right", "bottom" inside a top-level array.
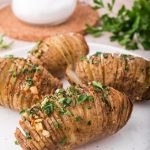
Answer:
[{"left": 0, "top": 2, "right": 99, "bottom": 41}]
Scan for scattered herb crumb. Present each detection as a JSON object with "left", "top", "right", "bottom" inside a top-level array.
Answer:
[
  {"left": 14, "top": 140, "right": 19, "bottom": 145},
  {"left": 75, "top": 116, "right": 82, "bottom": 122},
  {"left": 25, "top": 132, "right": 32, "bottom": 140},
  {"left": 60, "top": 136, "right": 67, "bottom": 145}
]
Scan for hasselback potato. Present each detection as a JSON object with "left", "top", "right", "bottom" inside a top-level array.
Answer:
[
  {"left": 15, "top": 82, "right": 132, "bottom": 150},
  {"left": 28, "top": 33, "right": 89, "bottom": 78},
  {"left": 67, "top": 52, "right": 150, "bottom": 101},
  {"left": 0, "top": 56, "right": 62, "bottom": 111}
]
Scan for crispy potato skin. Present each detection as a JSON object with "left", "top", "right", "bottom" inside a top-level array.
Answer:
[
  {"left": 28, "top": 33, "right": 89, "bottom": 78},
  {"left": 15, "top": 84, "right": 132, "bottom": 150},
  {"left": 74, "top": 53, "right": 150, "bottom": 101},
  {"left": 0, "top": 57, "right": 62, "bottom": 111}
]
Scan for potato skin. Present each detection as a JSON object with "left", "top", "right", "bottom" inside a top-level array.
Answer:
[
  {"left": 74, "top": 53, "right": 150, "bottom": 101},
  {"left": 15, "top": 83, "right": 132, "bottom": 150},
  {"left": 0, "top": 57, "right": 62, "bottom": 111},
  {"left": 28, "top": 33, "right": 89, "bottom": 78}
]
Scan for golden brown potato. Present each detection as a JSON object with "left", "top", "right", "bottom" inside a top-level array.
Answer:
[
  {"left": 0, "top": 56, "right": 62, "bottom": 111},
  {"left": 15, "top": 82, "right": 132, "bottom": 150},
  {"left": 66, "top": 53, "right": 150, "bottom": 101},
  {"left": 28, "top": 33, "right": 89, "bottom": 78}
]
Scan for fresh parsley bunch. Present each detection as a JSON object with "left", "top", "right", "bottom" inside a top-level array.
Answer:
[{"left": 86, "top": 0, "right": 150, "bottom": 50}]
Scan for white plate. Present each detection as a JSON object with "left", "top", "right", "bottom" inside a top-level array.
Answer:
[{"left": 0, "top": 43, "right": 149, "bottom": 150}]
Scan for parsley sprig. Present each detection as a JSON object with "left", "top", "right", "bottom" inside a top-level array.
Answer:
[
  {"left": 86, "top": 0, "right": 150, "bottom": 50},
  {"left": 0, "top": 35, "right": 14, "bottom": 50}
]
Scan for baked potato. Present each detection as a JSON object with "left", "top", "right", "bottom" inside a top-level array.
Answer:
[
  {"left": 66, "top": 53, "right": 150, "bottom": 101},
  {"left": 0, "top": 56, "right": 62, "bottom": 111},
  {"left": 15, "top": 82, "right": 132, "bottom": 150},
  {"left": 28, "top": 33, "right": 89, "bottom": 78}
]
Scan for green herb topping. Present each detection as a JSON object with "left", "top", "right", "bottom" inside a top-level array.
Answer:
[
  {"left": 59, "top": 136, "right": 67, "bottom": 145},
  {"left": 80, "top": 56, "right": 87, "bottom": 61},
  {"left": 19, "top": 109, "right": 26, "bottom": 115},
  {"left": 14, "top": 140, "right": 19, "bottom": 145},
  {"left": 120, "top": 54, "right": 129, "bottom": 71},
  {"left": 55, "top": 88, "right": 65, "bottom": 95},
  {"left": 92, "top": 81, "right": 112, "bottom": 110},
  {"left": 4, "top": 54, "right": 14, "bottom": 58},
  {"left": 77, "top": 94, "right": 94, "bottom": 104},
  {"left": 29, "top": 107, "right": 39, "bottom": 116},
  {"left": 59, "top": 108, "right": 72, "bottom": 116},
  {"left": 25, "top": 132, "right": 32, "bottom": 140},
  {"left": 53, "top": 121, "right": 62, "bottom": 129},
  {"left": 27, "top": 64, "right": 41, "bottom": 73},
  {"left": 42, "top": 101, "right": 55, "bottom": 116},
  {"left": 21, "top": 68, "right": 29, "bottom": 74},
  {"left": 75, "top": 116, "right": 82, "bottom": 122},
  {"left": 93, "top": 52, "right": 102, "bottom": 56},
  {"left": 59, "top": 98, "right": 72, "bottom": 108},
  {"left": 26, "top": 77, "right": 34, "bottom": 87}
]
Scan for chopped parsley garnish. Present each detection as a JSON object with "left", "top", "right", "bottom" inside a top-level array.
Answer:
[
  {"left": 21, "top": 68, "right": 29, "bottom": 74},
  {"left": 121, "top": 55, "right": 129, "bottom": 71},
  {"left": 12, "top": 70, "right": 17, "bottom": 77},
  {"left": 55, "top": 88, "right": 65, "bottom": 95},
  {"left": 28, "top": 64, "right": 41, "bottom": 73},
  {"left": 80, "top": 56, "right": 87, "bottom": 61},
  {"left": 77, "top": 94, "right": 94, "bottom": 104},
  {"left": 59, "top": 108, "right": 72, "bottom": 116},
  {"left": 75, "top": 116, "right": 82, "bottom": 122},
  {"left": 92, "top": 81, "right": 112, "bottom": 110},
  {"left": 93, "top": 52, "right": 102, "bottom": 56},
  {"left": 59, "top": 98, "right": 72, "bottom": 108},
  {"left": 19, "top": 109, "right": 26, "bottom": 115},
  {"left": 42, "top": 101, "right": 55, "bottom": 116},
  {"left": 4, "top": 54, "right": 14, "bottom": 58},
  {"left": 25, "top": 132, "right": 32, "bottom": 140},
  {"left": 103, "top": 54, "right": 108, "bottom": 59},
  {"left": 67, "top": 86, "right": 79, "bottom": 96},
  {"left": 34, "top": 41, "right": 42, "bottom": 50},
  {"left": 53, "top": 121, "right": 62, "bottom": 129},
  {"left": 102, "top": 91, "right": 111, "bottom": 110},
  {"left": 125, "top": 65, "right": 129, "bottom": 71},
  {"left": 88, "top": 57, "right": 100, "bottom": 64},
  {"left": 64, "top": 110, "right": 72, "bottom": 115},
  {"left": 14, "top": 140, "right": 19, "bottom": 145},
  {"left": 92, "top": 81, "right": 104, "bottom": 91},
  {"left": 29, "top": 107, "right": 39, "bottom": 116},
  {"left": 26, "top": 77, "right": 34, "bottom": 87},
  {"left": 60, "top": 136, "right": 67, "bottom": 145}
]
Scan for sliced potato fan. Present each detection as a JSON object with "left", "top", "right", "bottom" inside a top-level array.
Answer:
[
  {"left": 15, "top": 83, "right": 132, "bottom": 150},
  {"left": 66, "top": 53, "right": 150, "bottom": 101},
  {"left": 28, "top": 33, "right": 89, "bottom": 78},
  {"left": 0, "top": 57, "right": 62, "bottom": 111}
]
